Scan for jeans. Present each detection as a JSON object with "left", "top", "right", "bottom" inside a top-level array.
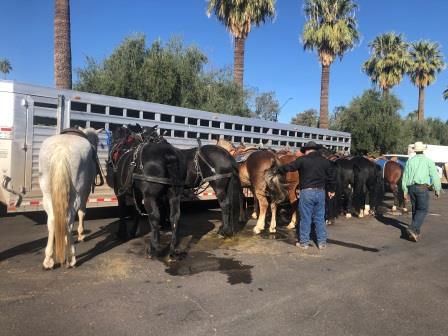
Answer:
[
  {"left": 408, "top": 185, "right": 429, "bottom": 235},
  {"left": 298, "top": 189, "right": 326, "bottom": 245}
]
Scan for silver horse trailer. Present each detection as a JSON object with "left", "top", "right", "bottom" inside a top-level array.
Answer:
[{"left": 0, "top": 80, "right": 351, "bottom": 215}]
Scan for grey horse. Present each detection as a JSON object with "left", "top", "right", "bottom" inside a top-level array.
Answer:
[{"left": 39, "top": 127, "right": 102, "bottom": 269}]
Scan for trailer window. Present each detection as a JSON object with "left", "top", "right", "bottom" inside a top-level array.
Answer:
[
  {"left": 188, "top": 118, "right": 198, "bottom": 125},
  {"left": 262, "top": 127, "right": 270, "bottom": 134},
  {"left": 244, "top": 125, "right": 252, "bottom": 132},
  {"left": 34, "top": 116, "right": 57, "bottom": 127},
  {"left": 224, "top": 122, "right": 233, "bottom": 130},
  {"left": 109, "top": 107, "right": 123, "bottom": 116},
  {"left": 224, "top": 135, "right": 232, "bottom": 141},
  {"left": 34, "top": 101, "right": 57, "bottom": 109},
  {"left": 71, "top": 102, "right": 87, "bottom": 112},
  {"left": 262, "top": 138, "right": 269, "bottom": 144},
  {"left": 143, "top": 111, "right": 155, "bottom": 120},
  {"left": 127, "top": 109, "right": 139, "bottom": 118},
  {"left": 235, "top": 124, "right": 243, "bottom": 131},
  {"left": 212, "top": 121, "right": 220, "bottom": 128},
  {"left": 272, "top": 140, "right": 279, "bottom": 145},
  {"left": 200, "top": 119, "right": 210, "bottom": 127},
  {"left": 304, "top": 133, "right": 310, "bottom": 138},
  {"left": 161, "top": 114, "right": 172, "bottom": 122},
  {"left": 297, "top": 132, "right": 303, "bottom": 137},
  {"left": 244, "top": 137, "right": 252, "bottom": 143},
  {"left": 174, "top": 116, "right": 185, "bottom": 124},
  {"left": 272, "top": 129, "right": 279, "bottom": 135},
  {"left": 253, "top": 138, "right": 260, "bottom": 144},
  {"left": 234, "top": 136, "right": 242, "bottom": 143},
  {"left": 211, "top": 134, "right": 220, "bottom": 140},
  {"left": 91, "top": 104, "right": 106, "bottom": 114},
  {"left": 289, "top": 131, "right": 295, "bottom": 137},
  {"left": 254, "top": 126, "right": 261, "bottom": 133},
  {"left": 108, "top": 123, "right": 122, "bottom": 131},
  {"left": 71, "top": 119, "right": 87, "bottom": 128},
  {"left": 174, "top": 130, "right": 184, "bottom": 138},
  {"left": 318, "top": 134, "right": 324, "bottom": 140},
  {"left": 289, "top": 141, "right": 295, "bottom": 146},
  {"left": 199, "top": 133, "right": 209, "bottom": 140},
  {"left": 90, "top": 121, "right": 105, "bottom": 129},
  {"left": 187, "top": 132, "right": 197, "bottom": 139},
  {"left": 281, "top": 130, "right": 287, "bottom": 136},
  {"left": 280, "top": 141, "right": 287, "bottom": 146}
]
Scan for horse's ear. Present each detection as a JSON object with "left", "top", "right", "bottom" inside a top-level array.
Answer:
[
  {"left": 95, "top": 128, "right": 104, "bottom": 134},
  {"left": 79, "top": 126, "right": 85, "bottom": 131}
]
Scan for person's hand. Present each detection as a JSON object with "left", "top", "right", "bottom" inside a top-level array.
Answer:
[
  {"left": 435, "top": 190, "right": 441, "bottom": 198},
  {"left": 404, "top": 193, "right": 409, "bottom": 201},
  {"left": 328, "top": 192, "right": 335, "bottom": 199}
]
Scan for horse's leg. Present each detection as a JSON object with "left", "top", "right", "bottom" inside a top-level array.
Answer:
[
  {"left": 251, "top": 188, "right": 259, "bottom": 219},
  {"left": 253, "top": 195, "right": 268, "bottom": 234},
  {"left": 287, "top": 191, "right": 298, "bottom": 229},
  {"left": 130, "top": 192, "right": 142, "bottom": 238},
  {"left": 214, "top": 181, "right": 233, "bottom": 237},
  {"left": 43, "top": 196, "right": 55, "bottom": 269},
  {"left": 390, "top": 183, "right": 399, "bottom": 211},
  {"left": 269, "top": 202, "right": 278, "bottom": 233},
  {"left": 344, "top": 186, "right": 353, "bottom": 218},
  {"left": 77, "top": 208, "right": 86, "bottom": 242},
  {"left": 116, "top": 194, "right": 128, "bottom": 240},
  {"left": 239, "top": 189, "right": 246, "bottom": 223},
  {"left": 144, "top": 196, "right": 162, "bottom": 257},
  {"left": 168, "top": 191, "right": 182, "bottom": 259},
  {"left": 67, "top": 209, "right": 77, "bottom": 268}
]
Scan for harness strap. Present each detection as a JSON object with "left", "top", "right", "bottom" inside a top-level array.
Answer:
[
  {"left": 133, "top": 173, "right": 181, "bottom": 186},
  {"left": 202, "top": 172, "right": 233, "bottom": 182}
]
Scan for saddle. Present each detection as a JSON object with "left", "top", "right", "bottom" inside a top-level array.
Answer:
[
  {"left": 235, "top": 148, "right": 258, "bottom": 163},
  {"left": 60, "top": 127, "right": 104, "bottom": 190}
]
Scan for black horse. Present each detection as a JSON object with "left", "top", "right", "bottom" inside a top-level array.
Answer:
[
  {"left": 140, "top": 125, "right": 243, "bottom": 237},
  {"left": 334, "top": 158, "right": 355, "bottom": 218},
  {"left": 351, "top": 156, "right": 383, "bottom": 217},
  {"left": 106, "top": 126, "right": 186, "bottom": 258}
]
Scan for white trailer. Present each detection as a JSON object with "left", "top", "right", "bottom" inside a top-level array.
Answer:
[
  {"left": 408, "top": 144, "right": 448, "bottom": 184},
  {"left": 0, "top": 80, "right": 351, "bottom": 215}
]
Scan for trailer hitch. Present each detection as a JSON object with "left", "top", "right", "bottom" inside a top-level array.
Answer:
[{"left": 1, "top": 175, "right": 23, "bottom": 208}]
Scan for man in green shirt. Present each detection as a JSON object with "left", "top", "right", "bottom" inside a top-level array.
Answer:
[{"left": 402, "top": 142, "right": 441, "bottom": 242}]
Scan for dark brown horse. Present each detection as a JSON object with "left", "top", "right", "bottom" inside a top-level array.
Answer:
[
  {"left": 383, "top": 160, "right": 408, "bottom": 212},
  {"left": 217, "top": 139, "right": 287, "bottom": 234}
]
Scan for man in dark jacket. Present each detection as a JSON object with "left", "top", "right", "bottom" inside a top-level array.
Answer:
[{"left": 277, "top": 141, "right": 336, "bottom": 250}]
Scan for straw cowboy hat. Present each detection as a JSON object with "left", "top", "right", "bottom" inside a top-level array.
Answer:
[
  {"left": 412, "top": 141, "right": 427, "bottom": 152},
  {"left": 300, "top": 141, "right": 322, "bottom": 153}
]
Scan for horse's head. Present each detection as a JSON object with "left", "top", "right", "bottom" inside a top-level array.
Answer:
[
  {"left": 80, "top": 127, "right": 102, "bottom": 149},
  {"left": 216, "top": 139, "right": 236, "bottom": 155},
  {"left": 141, "top": 125, "right": 168, "bottom": 144}
]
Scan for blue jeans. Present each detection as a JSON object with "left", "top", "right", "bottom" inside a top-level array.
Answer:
[
  {"left": 408, "top": 185, "right": 429, "bottom": 235},
  {"left": 298, "top": 189, "right": 326, "bottom": 245}
]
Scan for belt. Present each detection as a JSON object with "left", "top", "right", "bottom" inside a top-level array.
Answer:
[
  {"left": 301, "top": 187, "right": 324, "bottom": 191},
  {"left": 413, "top": 184, "right": 429, "bottom": 187}
]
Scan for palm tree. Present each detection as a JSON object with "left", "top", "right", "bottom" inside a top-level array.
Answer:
[
  {"left": 0, "top": 59, "right": 12, "bottom": 79},
  {"left": 207, "top": 0, "right": 276, "bottom": 88},
  {"left": 302, "top": 0, "right": 360, "bottom": 129},
  {"left": 54, "top": 0, "right": 72, "bottom": 89},
  {"left": 363, "top": 32, "right": 410, "bottom": 96},
  {"left": 407, "top": 41, "right": 445, "bottom": 121}
]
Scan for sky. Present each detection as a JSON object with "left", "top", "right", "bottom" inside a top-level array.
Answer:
[{"left": 1, "top": 0, "right": 448, "bottom": 124}]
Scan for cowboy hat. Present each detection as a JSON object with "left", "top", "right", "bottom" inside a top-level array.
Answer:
[
  {"left": 412, "top": 141, "right": 427, "bottom": 152},
  {"left": 300, "top": 141, "right": 322, "bottom": 153}
]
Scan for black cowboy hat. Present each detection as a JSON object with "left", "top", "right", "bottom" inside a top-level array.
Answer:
[{"left": 300, "top": 141, "right": 322, "bottom": 153}]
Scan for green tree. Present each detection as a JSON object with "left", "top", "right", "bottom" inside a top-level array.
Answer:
[
  {"left": 54, "top": 0, "right": 72, "bottom": 88},
  {"left": 407, "top": 40, "right": 445, "bottom": 121},
  {"left": 207, "top": 0, "right": 276, "bottom": 87},
  {"left": 301, "top": 0, "right": 360, "bottom": 129},
  {"left": 444, "top": 87, "right": 448, "bottom": 100},
  {"left": 363, "top": 32, "right": 410, "bottom": 95},
  {"left": 254, "top": 91, "right": 279, "bottom": 121},
  {"left": 0, "top": 59, "right": 12, "bottom": 79},
  {"left": 291, "top": 109, "right": 318, "bottom": 127},
  {"left": 333, "top": 90, "right": 402, "bottom": 154},
  {"left": 75, "top": 36, "right": 251, "bottom": 117}
]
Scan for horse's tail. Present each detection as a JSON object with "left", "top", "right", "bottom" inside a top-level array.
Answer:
[
  {"left": 228, "top": 164, "right": 243, "bottom": 233},
  {"left": 352, "top": 163, "right": 364, "bottom": 211},
  {"left": 265, "top": 158, "right": 288, "bottom": 204},
  {"left": 50, "top": 146, "right": 71, "bottom": 265},
  {"left": 374, "top": 164, "right": 384, "bottom": 209}
]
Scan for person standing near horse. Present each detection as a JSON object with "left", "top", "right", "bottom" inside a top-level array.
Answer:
[
  {"left": 402, "top": 141, "right": 441, "bottom": 242},
  {"left": 277, "top": 141, "right": 336, "bottom": 250}
]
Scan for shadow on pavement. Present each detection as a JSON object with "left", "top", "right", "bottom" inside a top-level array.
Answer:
[{"left": 0, "top": 236, "right": 47, "bottom": 262}]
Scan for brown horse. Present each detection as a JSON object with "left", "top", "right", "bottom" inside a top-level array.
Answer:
[
  {"left": 217, "top": 139, "right": 287, "bottom": 234},
  {"left": 383, "top": 160, "right": 408, "bottom": 212}
]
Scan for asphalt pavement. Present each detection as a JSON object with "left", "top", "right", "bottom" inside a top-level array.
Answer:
[{"left": 1, "top": 195, "right": 448, "bottom": 336}]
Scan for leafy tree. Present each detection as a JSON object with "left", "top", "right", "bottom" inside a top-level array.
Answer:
[
  {"left": 301, "top": 0, "right": 360, "bottom": 129},
  {"left": 407, "top": 40, "right": 446, "bottom": 121},
  {"left": 333, "top": 90, "right": 402, "bottom": 154},
  {"left": 207, "top": 0, "right": 276, "bottom": 87},
  {"left": 444, "top": 87, "right": 448, "bottom": 100},
  {"left": 291, "top": 109, "right": 318, "bottom": 127},
  {"left": 75, "top": 36, "right": 251, "bottom": 117},
  {"left": 254, "top": 91, "right": 279, "bottom": 121},
  {"left": 0, "top": 59, "right": 12, "bottom": 79},
  {"left": 363, "top": 32, "right": 410, "bottom": 95},
  {"left": 54, "top": 0, "right": 72, "bottom": 89}
]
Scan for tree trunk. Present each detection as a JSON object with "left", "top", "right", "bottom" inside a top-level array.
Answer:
[
  {"left": 234, "top": 37, "right": 245, "bottom": 88},
  {"left": 383, "top": 87, "right": 389, "bottom": 97},
  {"left": 54, "top": 0, "right": 72, "bottom": 89},
  {"left": 417, "top": 86, "right": 425, "bottom": 122},
  {"left": 319, "top": 63, "right": 330, "bottom": 129}
]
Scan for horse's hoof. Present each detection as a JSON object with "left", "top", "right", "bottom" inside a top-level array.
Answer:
[
  {"left": 345, "top": 213, "right": 352, "bottom": 219},
  {"left": 392, "top": 206, "right": 397, "bottom": 211},
  {"left": 269, "top": 227, "right": 276, "bottom": 234},
  {"left": 253, "top": 227, "right": 262, "bottom": 234},
  {"left": 365, "top": 205, "right": 370, "bottom": 212},
  {"left": 402, "top": 208, "right": 408, "bottom": 213},
  {"left": 359, "top": 210, "right": 364, "bottom": 218},
  {"left": 251, "top": 212, "right": 258, "bottom": 219},
  {"left": 42, "top": 258, "right": 54, "bottom": 270},
  {"left": 77, "top": 235, "right": 85, "bottom": 242},
  {"left": 286, "top": 223, "right": 296, "bottom": 229}
]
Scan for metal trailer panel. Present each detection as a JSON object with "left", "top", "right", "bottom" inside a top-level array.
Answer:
[{"left": 1, "top": 81, "right": 351, "bottom": 213}]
